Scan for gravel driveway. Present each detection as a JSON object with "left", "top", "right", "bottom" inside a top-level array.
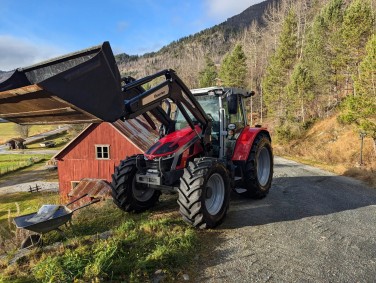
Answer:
[{"left": 198, "top": 156, "right": 376, "bottom": 282}]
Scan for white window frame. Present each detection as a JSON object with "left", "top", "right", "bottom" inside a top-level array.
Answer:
[{"left": 95, "top": 144, "right": 110, "bottom": 160}]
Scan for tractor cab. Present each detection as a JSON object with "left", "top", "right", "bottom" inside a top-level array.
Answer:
[{"left": 175, "top": 87, "right": 254, "bottom": 159}]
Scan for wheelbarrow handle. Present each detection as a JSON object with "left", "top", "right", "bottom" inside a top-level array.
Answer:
[
  {"left": 71, "top": 198, "right": 100, "bottom": 213},
  {"left": 65, "top": 193, "right": 88, "bottom": 206}
]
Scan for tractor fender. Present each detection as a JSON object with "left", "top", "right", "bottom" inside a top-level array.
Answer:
[{"left": 232, "top": 126, "right": 271, "bottom": 161}]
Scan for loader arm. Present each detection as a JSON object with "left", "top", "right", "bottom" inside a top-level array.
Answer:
[{"left": 121, "top": 69, "right": 212, "bottom": 149}]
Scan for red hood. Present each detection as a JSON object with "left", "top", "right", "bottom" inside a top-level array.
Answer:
[{"left": 144, "top": 125, "right": 202, "bottom": 159}]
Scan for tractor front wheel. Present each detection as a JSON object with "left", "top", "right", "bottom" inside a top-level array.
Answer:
[
  {"left": 111, "top": 155, "right": 160, "bottom": 212},
  {"left": 178, "top": 158, "right": 230, "bottom": 229}
]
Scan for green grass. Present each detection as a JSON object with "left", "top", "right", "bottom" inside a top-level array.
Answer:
[
  {"left": 0, "top": 154, "right": 53, "bottom": 176},
  {"left": 0, "top": 195, "right": 200, "bottom": 283}
]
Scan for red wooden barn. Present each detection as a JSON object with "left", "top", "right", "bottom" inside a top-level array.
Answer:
[{"left": 54, "top": 118, "right": 158, "bottom": 201}]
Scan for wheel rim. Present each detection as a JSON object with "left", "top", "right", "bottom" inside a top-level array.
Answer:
[
  {"left": 205, "top": 173, "right": 225, "bottom": 215},
  {"left": 132, "top": 177, "right": 155, "bottom": 202},
  {"left": 257, "top": 147, "right": 271, "bottom": 187}
]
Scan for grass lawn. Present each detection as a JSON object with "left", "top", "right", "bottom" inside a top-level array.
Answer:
[
  {"left": 0, "top": 193, "right": 202, "bottom": 283},
  {"left": 0, "top": 154, "right": 53, "bottom": 176}
]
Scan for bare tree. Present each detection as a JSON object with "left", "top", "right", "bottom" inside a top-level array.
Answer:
[{"left": 13, "top": 124, "right": 30, "bottom": 138}]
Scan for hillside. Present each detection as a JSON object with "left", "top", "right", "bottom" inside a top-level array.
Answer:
[
  {"left": 273, "top": 113, "right": 376, "bottom": 187},
  {"left": 115, "top": 0, "right": 277, "bottom": 86}
]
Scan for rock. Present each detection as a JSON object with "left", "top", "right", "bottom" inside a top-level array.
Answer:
[
  {"left": 183, "top": 273, "right": 190, "bottom": 281},
  {"left": 9, "top": 248, "right": 32, "bottom": 265},
  {"left": 152, "top": 269, "right": 165, "bottom": 283},
  {"left": 42, "top": 241, "right": 64, "bottom": 252},
  {"left": 98, "top": 230, "right": 113, "bottom": 240}
]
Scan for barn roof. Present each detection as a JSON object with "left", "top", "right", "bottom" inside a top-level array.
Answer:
[
  {"left": 5, "top": 137, "right": 25, "bottom": 143},
  {"left": 54, "top": 117, "right": 159, "bottom": 159},
  {"left": 111, "top": 118, "right": 158, "bottom": 150}
]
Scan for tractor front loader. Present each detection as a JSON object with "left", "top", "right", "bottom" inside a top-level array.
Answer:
[{"left": 0, "top": 42, "right": 273, "bottom": 228}]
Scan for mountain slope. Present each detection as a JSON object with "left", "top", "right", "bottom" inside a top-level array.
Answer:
[{"left": 115, "top": 0, "right": 277, "bottom": 87}]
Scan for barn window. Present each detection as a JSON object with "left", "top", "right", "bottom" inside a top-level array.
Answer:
[{"left": 95, "top": 145, "right": 110, "bottom": 159}]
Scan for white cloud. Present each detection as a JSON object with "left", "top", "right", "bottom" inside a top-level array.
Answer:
[
  {"left": 204, "top": 0, "right": 263, "bottom": 19},
  {"left": 0, "top": 35, "right": 63, "bottom": 71}
]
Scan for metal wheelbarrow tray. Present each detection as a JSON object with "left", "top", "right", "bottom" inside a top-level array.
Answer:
[{"left": 13, "top": 194, "right": 99, "bottom": 248}]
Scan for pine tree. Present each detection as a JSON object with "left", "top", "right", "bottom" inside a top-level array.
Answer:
[
  {"left": 340, "top": 0, "right": 374, "bottom": 95},
  {"left": 339, "top": 34, "right": 376, "bottom": 139},
  {"left": 219, "top": 44, "right": 247, "bottom": 88},
  {"left": 286, "top": 62, "right": 315, "bottom": 123},
  {"left": 303, "top": 0, "right": 345, "bottom": 117},
  {"left": 198, "top": 56, "right": 218, "bottom": 88},
  {"left": 262, "top": 9, "right": 298, "bottom": 120}
]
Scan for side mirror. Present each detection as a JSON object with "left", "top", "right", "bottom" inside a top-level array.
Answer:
[
  {"left": 227, "top": 93, "right": 238, "bottom": 114},
  {"left": 242, "top": 91, "right": 255, "bottom": 98}
]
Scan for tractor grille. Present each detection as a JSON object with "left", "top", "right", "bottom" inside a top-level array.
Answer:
[{"left": 145, "top": 157, "right": 174, "bottom": 171}]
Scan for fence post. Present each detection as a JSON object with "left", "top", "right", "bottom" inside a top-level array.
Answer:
[{"left": 359, "top": 132, "right": 367, "bottom": 166}]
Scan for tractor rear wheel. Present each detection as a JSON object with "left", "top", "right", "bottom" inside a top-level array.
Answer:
[
  {"left": 111, "top": 155, "right": 160, "bottom": 212},
  {"left": 178, "top": 157, "right": 230, "bottom": 229},
  {"left": 236, "top": 133, "right": 273, "bottom": 199}
]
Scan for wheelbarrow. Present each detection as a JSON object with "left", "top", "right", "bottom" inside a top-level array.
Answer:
[{"left": 13, "top": 194, "right": 100, "bottom": 249}]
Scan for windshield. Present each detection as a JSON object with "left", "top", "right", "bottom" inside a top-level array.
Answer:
[{"left": 175, "top": 96, "right": 219, "bottom": 130}]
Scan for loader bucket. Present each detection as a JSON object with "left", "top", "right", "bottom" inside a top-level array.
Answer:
[{"left": 0, "top": 42, "right": 124, "bottom": 124}]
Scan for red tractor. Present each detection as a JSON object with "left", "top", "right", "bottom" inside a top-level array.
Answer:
[{"left": 0, "top": 42, "right": 273, "bottom": 228}]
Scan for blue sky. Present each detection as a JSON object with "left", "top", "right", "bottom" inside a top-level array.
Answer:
[{"left": 0, "top": 0, "right": 263, "bottom": 71}]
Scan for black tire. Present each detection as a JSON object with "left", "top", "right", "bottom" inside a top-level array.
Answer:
[
  {"left": 111, "top": 155, "right": 160, "bottom": 212},
  {"left": 178, "top": 157, "right": 230, "bottom": 229},
  {"left": 236, "top": 133, "right": 273, "bottom": 199}
]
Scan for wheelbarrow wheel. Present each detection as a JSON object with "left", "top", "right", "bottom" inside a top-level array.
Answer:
[{"left": 21, "top": 234, "right": 42, "bottom": 249}]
